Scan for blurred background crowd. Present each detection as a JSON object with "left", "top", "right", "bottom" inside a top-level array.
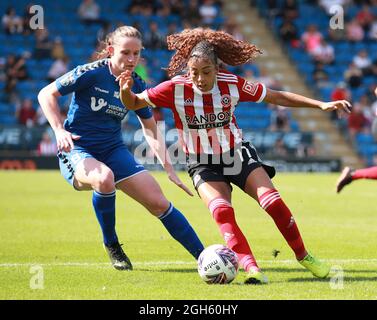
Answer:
[{"left": 0, "top": 0, "right": 376, "bottom": 167}]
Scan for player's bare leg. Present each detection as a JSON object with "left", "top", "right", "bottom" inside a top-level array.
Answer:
[
  {"left": 116, "top": 171, "right": 170, "bottom": 216},
  {"left": 74, "top": 158, "right": 132, "bottom": 270}
]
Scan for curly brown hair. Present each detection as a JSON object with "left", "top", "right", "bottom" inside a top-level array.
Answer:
[{"left": 166, "top": 28, "right": 262, "bottom": 77}]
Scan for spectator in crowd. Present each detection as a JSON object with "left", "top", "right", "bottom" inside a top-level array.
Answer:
[
  {"left": 296, "top": 142, "right": 316, "bottom": 158},
  {"left": 347, "top": 103, "right": 369, "bottom": 140},
  {"left": 268, "top": 137, "right": 289, "bottom": 157},
  {"left": 78, "top": 0, "right": 106, "bottom": 27},
  {"left": 33, "top": 28, "right": 53, "bottom": 60},
  {"left": 369, "top": 20, "right": 377, "bottom": 40},
  {"left": 344, "top": 62, "right": 363, "bottom": 88},
  {"left": 47, "top": 56, "right": 69, "bottom": 82},
  {"left": 127, "top": 0, "right": 154, "bottom": 14},
  {"left": 265, "top": 0, "right": 281, "bottom": 19},
  {"left": 22, "top": 3, "right": 35, "bottom": 35},
  {"left": 331, "top": 81, "right": 351, "bottom": 102},
  {"left": 282, "top": 0, "right": 298, "bottom": 20},
  {"left": 156, "top": 3, "right": 171, "bottom": 18},
  {"left": 223, "top": 18, "right": 244, "bottom": 41},
  {"left": 328, "top": 25, "right": 345, "bottom": 42},
  {"left": 365, "top": 83, "right": 377, "bottom": 103},
  {"left": 358, "top": 94, "right": 374, "bottom": 125},
  {"left": 51, "top": 37, "right": 66, "bottom": 60},
  {"left": 214, "top": 0, "right": 224, "bottom": 9},
  {"left": 37, "top": 131, "right": 58, "bottom": 156},
  {"left": 0, "top": 56, "right": 6, "bottom": 81},
  {"left": 356, "top": 5, "right": 374, "bottom": 33},
  {"left": 372, "top": 97, "right": 377, "bottom": 141},
  {"left": 163, "top": 0, "right": 185, "bottom": 16},
  {"left": 279, "top": 18, "right": 299, "bottom": 47},
  {"left": 143, "top": 21, "right": 166, "bottom": 50},
  {"left": 353, "top": 49, "right": 372, "bottom": 76},
  {"left": 183, "top": 0, "right": 201, "bottom": 26},
  {"left": 166, "top": 22, "right": 178, "bottom": 37},
  {"left": 353, "top": 0, "right": 377, "bottom": 5},
  {"left": 4, "top": 53, "right": 29, "bottom": 95},
  {"left": 199, "top": 0, "right": 218, "bottom": 26},
  {"left": 243, "top": 69, "right": 258, "bottom": 83},
  {"left": 257, "top": 67, "right": 275, "bottom": 87},
  {"left": 97, "top": 21, "right": 112, "bottom": 44},
  {"left": 372, "top": 59, "right": 377, "bottom": 77},
  {"left": 269, "top": 105, "right": 291, "bottom": 132},
  {"left": 311, "top": 39, "right": 335, "bottom": 65},
  {"left": 2, "top": 7, "right": 23, "bottom": 34},
  {"left": 35, "top": 105, "right": 49, "bottom": 126},
  {"left": 313, "top": 62, "right": 331, "bottom": 88},
  {"left": 301, "top": 24, "right": 323, "bottom": 55},
  {"left": 346, "top": 18, "right": 364, "bottom": 42},
  {"left": 330, "top": 81, "right": 351, "bottom": 121},
  {"left": 16, "top": 98, "right": 36, "bottom": 127}
]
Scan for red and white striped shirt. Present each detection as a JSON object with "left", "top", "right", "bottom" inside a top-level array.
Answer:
[{"left": 140, "top": 70, "right": 266, "bottom": 154}]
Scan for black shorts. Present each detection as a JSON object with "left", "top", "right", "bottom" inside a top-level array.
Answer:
[{"left": 187, "top": 141, "right": 276, "bottom": 192}]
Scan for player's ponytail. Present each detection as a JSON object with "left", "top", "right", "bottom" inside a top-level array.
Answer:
[
  {"left": 166, "top": 28, "right": 262, "bottom": 77},
  {"left": 95, "top": 26, "right": 143, "bottom": 60}
]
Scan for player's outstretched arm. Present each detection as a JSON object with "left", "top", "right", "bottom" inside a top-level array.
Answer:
[
  {"left": 117, "top": 70, "right": 149, "bottom": 110},
  {"left": 37, "top": 82, "right": 79, "bottom": 152},
  {"left": 263, "top": 88, "right": 352, "bottom": 117},
  {"left": 139, "top": 117, "right": 193, "bottom": 197}
]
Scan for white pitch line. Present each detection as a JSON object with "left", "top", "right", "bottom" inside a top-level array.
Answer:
[{"left": 0, "top": 259, "right": 377, "bottom": 268}]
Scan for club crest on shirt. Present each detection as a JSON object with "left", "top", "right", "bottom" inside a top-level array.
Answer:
[
  {"left": 221, "top": 94, "right": 231, "bottom": 107},
  {"left": 184, "top": 98, "right": 193, "bottom": 106}
]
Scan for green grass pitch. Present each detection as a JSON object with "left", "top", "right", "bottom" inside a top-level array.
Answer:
[{"left": 0, "top": 171, "right": 376, "bottom": 299}]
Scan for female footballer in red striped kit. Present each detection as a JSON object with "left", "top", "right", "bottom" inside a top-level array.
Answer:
[{"left": 117, "top": 28, "right": 351, "bottom": 284}]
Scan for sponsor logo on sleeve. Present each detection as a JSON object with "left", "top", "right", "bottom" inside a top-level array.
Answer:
[
  {"left": 60, "top": 72, "right": 75, "bottom": 87},
  {"left": 242, "top": 81, "right": 258, "bottom": 96}
]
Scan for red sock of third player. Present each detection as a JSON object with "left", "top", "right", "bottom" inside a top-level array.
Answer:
[
  {"left": 259, "top": 189, "right": 307, "bottom": 261},
  {"left": 209, "top": 198, "right": 259, "bottom": 272}
]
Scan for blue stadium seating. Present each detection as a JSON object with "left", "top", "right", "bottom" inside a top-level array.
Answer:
[
  {"left": 256, "top": 0, "right": 377, "bottom": 163},
  {"left": 0, "top": 0, "right": 295, "bottom": 151}
]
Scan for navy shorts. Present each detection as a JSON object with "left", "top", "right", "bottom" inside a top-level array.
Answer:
[
  {"left": 187, "top": 141, "right": 276, "bottom": 192},
  {"left": 58, "top": 145, "right": 146, "bottom": 189}
]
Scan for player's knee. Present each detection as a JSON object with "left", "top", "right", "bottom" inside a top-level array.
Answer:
[
  {"left": 148, "top": 196, "right": 170, "bottom": 217},
  {"left": 93, "top": 170, "right": 115, "bottom": 193}
]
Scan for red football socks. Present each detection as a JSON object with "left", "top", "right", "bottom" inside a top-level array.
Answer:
[
  {"left": 259, "top": 189, "right": 307, "bottom": 260},
  {"left": 352, "top": 166, "right": 377, "bottom": 180},
  {"left": 209, "top": 198, "right": 259, "bottom": 272}
]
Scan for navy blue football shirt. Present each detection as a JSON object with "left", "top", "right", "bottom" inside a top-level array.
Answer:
[{"left": 55, "top": 59, "right": 152, "bottom": 152}]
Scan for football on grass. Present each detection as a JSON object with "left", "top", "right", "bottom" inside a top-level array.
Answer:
[{"left": 197, "top": 244, "right": 239, "bottom": 284}]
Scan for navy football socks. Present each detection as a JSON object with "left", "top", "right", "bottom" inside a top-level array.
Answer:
[
  {"left": 92, "top": 190, "right": 118, "bottom": 246},
  {"left": 159, "top": 203, "right": 204, "bottom": 259}
]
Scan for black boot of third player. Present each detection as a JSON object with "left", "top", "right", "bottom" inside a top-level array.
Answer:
[{"left": 104, "top": 242, "right": 133, "bottom": 270}]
